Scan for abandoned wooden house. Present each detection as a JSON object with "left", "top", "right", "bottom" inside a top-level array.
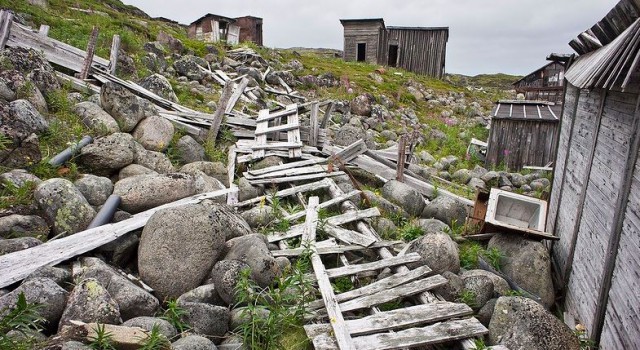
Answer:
[
  {"left": 513, "top": 60, "right": 566, "bottom": 103},
  {"left": 340, "top": 18, "right": 448, "bottom": 78},
  {"left": 485, "top": 100, "right": 560, "bottom": 170},
  {"left": 546, "top": 0, "right": 640, "bottom": 348},
  {"left": 188, "top": 14, "right": 263, "bottom": 46}
]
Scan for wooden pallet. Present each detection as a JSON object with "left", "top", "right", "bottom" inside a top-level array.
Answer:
[{"left": 253, "top": 104, "right": 303, "bottom": 159}]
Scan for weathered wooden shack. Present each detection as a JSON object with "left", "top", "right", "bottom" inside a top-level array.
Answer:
[
  {"left": 485, "top": 100, "right": 561, "bottom": 170},
  {"left": 546, "top": 0, "right": 640, "bottom": 348},
  {"left": 235, "top": 16, "right": 263, "bottom": 46},
  {"left": 188, "top": 14, "right": 240, "bottom": 45},
  {"left": 340, "top": 19, "right": 448, "bottom": 78},
  {"left": 513, "top": 60, "right": 566, "bottom": 103}
]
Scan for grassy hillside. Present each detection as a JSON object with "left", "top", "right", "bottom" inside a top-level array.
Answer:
[{"left": 448, "top": 72, "right": 522, "bottom": 90}]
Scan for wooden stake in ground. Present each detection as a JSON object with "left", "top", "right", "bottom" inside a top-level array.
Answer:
[
  {"left": 108, "top": 34, "right": 120, "bottom": 75},
  {"left": 206, "top": 81, "right": 235, "bottom": 144},
  {"left": 396, "top": 135, "right": 407, "bottom": 182},
  {"left": 78, "top": 26, "right": 98, "bottom": 79}
]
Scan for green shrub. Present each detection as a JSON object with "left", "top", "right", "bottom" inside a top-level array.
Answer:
[{"left": 0, "top": 292, "right": 45, "bottom": 350}]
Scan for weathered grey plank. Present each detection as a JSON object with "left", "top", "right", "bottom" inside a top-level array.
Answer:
[
  {"left": 271, "top": 241, "right": 400, "bottom": 257},
  {"left": 282, "top": 190, "right": 361, "bottom": 223},
  {"left": 207, "top": 81, "right": 235, "bottom": 143},
  {"left": 325, "top": 253, "right": 422, "bottom": 279},
  {"left": 244, "top": 165, "right": 326, "bottom": 180},
  {"left": 322, "top": 224, "right": 377, "bottom": 247},
  {"left": 234, "top": 179, "right": 329, "bottom": 207},
  {"left": 247, "top": 171, "right": 345, "bottom": 185}
]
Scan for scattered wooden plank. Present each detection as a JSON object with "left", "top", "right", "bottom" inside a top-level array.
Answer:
[
  {"left": 351, "top": 318, "right": 488, "bottom": 350},
  {"left": 282, "top": 190, "right": 361, "bottom": 223},
  {"left": 244, "top": 165, "right": 326, "bottom": 180},
  {"left": 234, "top": 179, "right": 329, "bottom": 207},
  {"left": 108, "top": 34, "right": 120, "bottom": 75},
  {"left": 247, "top": 171, "right": 345, "bottom": 185},
  {"left": 321, "top": 101, "right": 334, "bottom": 128},
  {"left": 0, "top": 188, "right": 235, "bottom": 288},
  {"left": 252, "top": 109, "right": 269, "bottom": 159},
  {"left": 310, "top": 102, "right": 319, "bottom": 147},
  {"left": 307, "top": 265, "right": 433, "bottom": 310},
  {"left": 78, "top": 26, "right": 98, "bottom": 80},
  {"left": 55, "top": 71, "right": 101, "bottom": 95},
  {"left": 396, "top": 135, "right": 407, "bottom": 182},
  {"left": 250, "top": 141, "right": 304, "bottom": 150},
  {"left": 225, "top": 77, "right": 250, "bottom": 113},
  {"left": 207, "top": 81, "right": 235, "bottom": 143},
  {"left": 256, "top": 107, "right": 297, "bottom": 122},
  {"left": 287, "top": 105, "right": 303, "bottom": 158},
  {"left": 271, "top": 241, "right": 400, "bottom": 257},
  {"left": 325, "top": 253, "right": 422, "bottom": 279},
  {"left": 305, "top": 302, "right": 473, "bottom": 337},
  {"left": 322, "top": 224, "right": 377, "bottom": 247},
  {"left": 254, "top": 122, "right": 300, "bottom": 135},
  {"left": 324, "top": 207, "right": 380, "bottom": 226},
  {"left": 38, "top": 24, "right": 49, "bottom": 36},
  {"left": 303, "top": 197, "right": 355, "bottom": 350}
]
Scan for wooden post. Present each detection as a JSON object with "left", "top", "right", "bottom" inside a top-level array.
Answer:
[
  {"left": 309, "top": 101, "right": 319, "bottom": 147},
  {"left": 396, "top": 135, "right": 406, "bottom": 182},
  {"left": 38, "top": 24, "right": 49, "bottom": 37},
  {"left": 78, "top": 26, "right": 99, "bottom": 79},
  {"left": 206, "top": 81, "right": 234, "bottom": 144},
  {"left": 0, "top": 10, "right": 14, "bottom": 49},
  {"left": 320, "top": 101, "right": 334, "bottom": 128},
  {"left": 108, "top": 34, "right": 120, "bottom": 75}
]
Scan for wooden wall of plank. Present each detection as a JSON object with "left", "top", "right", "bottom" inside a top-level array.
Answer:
[
  {"left": 342, "top": 22, "right": 383, "bottom": 64},
  {"left": 379, "top": 28, "right": 448, "bottom": 78},
  {"left": 485, "top": 119, "right": 559, "bottom": 171}
]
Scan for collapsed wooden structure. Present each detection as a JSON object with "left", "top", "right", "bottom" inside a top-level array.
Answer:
[
  {"left": 547, "top": 0, "right": 640, "bottom": 348},
  {"left": 513, "top": 60, "right": 567, "bottom": 104},
  {"left": 187, "top": 13, "right": 263, "bottom": 46}
]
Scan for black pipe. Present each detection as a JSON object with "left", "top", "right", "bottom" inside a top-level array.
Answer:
[
  {"left": 48, "top": 135, "right": 93, "bottom": 166},
  {"left": 88, "top": 195, "right": 121, "bottom": 229}
]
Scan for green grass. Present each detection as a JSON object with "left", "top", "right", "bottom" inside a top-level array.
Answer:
[
  {"left": 459, "top": 241, "right": 504, "bottom": 271},
  {"left": 0, "top": 292, "right": 45, "bottom": 350},
  {"left": 0, "top": 182, "right": 36, "bottom": 210}
]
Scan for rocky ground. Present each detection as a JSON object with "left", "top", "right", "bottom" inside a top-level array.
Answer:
[{"left": 0, "top": 17, "right": 582, "bottom": 350}]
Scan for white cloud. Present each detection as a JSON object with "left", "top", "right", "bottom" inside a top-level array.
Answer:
[{"left": 122, "top": 0, "right": 619, "bottom": 75}]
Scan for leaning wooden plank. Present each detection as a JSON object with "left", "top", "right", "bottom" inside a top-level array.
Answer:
[
  {"left": 0, "top": 188, "right": 234, "bottom": 288},
  {"left": 252, "top": 110, "right": 269, "bottom": 159},
  {"left": 108, "top": 34, "right": 120, "bottom": 75},
  {"left": 305, "top": 302, "right": 473, "bottom": 337},
  {"left": 256, "top": 107, "right": 297, "bottom": 122},
  {"left": 303, "top": 197, "right": 355, "bottom": 350},
  {"left": 78, "top": 26, "right": 99, "bottom": 80},
  {"left": 250, "top": 141, "right": 304, "bottom": 150},
  {"left": 254, "top": 122, "right": 300, "bottom": 135},
  {"left": 309, "top": 102, "right": 320, "bottom": 147},
  {"left": 271, "top": 241, "right": 400, "bottom": 257},
  {"left": 307, "top": 265, "right": 433, "bottom": 310},
  {"left": 351, "top": 318, "right": 487, "bottom": 350},
  {"left": 325, "top": 253, "right": 422, "bottom": 279},
  {"left": 282, "top": 190, "right": 361, "bottom": 222},
  {"left": 287, "top": 108, "right": 303, "bottom": 158},
  {"left": 244, "top": 165, "right": 326, "bottom": 180},
  {"left": 234, "top": 179, "right": 329, "bottom": 207},
  {"left": 237, "top": 151, "right": 320, "bottom": 163},
  {"left": 0, "top": 10, "right": 14, "bottom": 49},
  {"left": 322, "top": 225, "right": 377, "bottom": 247},
  {"left": 338, "top": 275, "right": 448, "bottom": 312},
  {"left": 55, "top": 71, "right": 101, "bottom": 95},
  {"left": 247, "top": 171, "right": 344, "bottom": 185},
  {"left": 225, "top": 78, "right": 249, "bottom": 114},
  {"left": 207, "top": 81, "right": 235, "bottom": 143}
]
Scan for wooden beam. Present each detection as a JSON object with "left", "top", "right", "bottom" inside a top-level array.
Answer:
[
  {"left": 225, "top": 77, "right": 249, "bottom": 114},
  {"left": 0, "top": 10, "right": 13, "bottom": 49},
  {"left": 303, "top": 197, "right": 355, "bottom": 350},
  {"left": 108, "top": 34, "right": 120, "bottom": 75},
  {"left": 282, "top": 190, "right": 361, "bottom": 222},
  {"left": 271, "top": 241, "right": 399, "bottom": 257},
  {"left": 206, "top": 81, "right": 234, "bottom": 144},
  {"left": 0, "top": 188, "right": 234, "bottom": 288},
  {"left": 325, "top": 253, "right": 422, "bottom": 279},
  {"left": 396, "top": 135, "right": 406, "bottom": 182},
  {"left": 310, "top": 102, "right": 319, "bottom": 147},
  {"left": 78, "top": 26, "right": 98, "bottom": 80},
  {"left": 321, "top": 101, "right": 334, "bottom": 128}
]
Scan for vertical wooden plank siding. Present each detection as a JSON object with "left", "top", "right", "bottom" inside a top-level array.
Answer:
[
  {"left": 342, "top": 22, "right": 383, "bottom": 64},
  {"left": 565, "top": 89, "right": 634, "bottom": 337},
  {"left": 382, "top": 28, "right": 448, "bottom": 78},
  {"left": 485, "top": 119, "right": 559, "bottom": 170}
]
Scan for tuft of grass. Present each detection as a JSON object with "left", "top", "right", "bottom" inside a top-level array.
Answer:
[
  {"left": 459, "top": 242, "right": 484, "bottom": 270},
  {"left": 0, "top": 292, "right": 45, "bottom": 350},
  {"left": 203, "top": 139, "right": 228, "bottom": 164},
  {"left": 399, "top": 224, "right": 424, "bottom": 242},
  {"left": 139, "top": 324, "right": 171, "bottom": 350},
  {"left": 483, "top": 247, "right": 504, "bottom": 271},
  {"left": 0, "top": 182, "right": 36, "bottom": 210},
  {"left": 331, "top": 277, "right": 354, "bottom": 294},
  {"left": 88, "top": 323, "right": 116, "bottom": 350},
  {"left": 165, "top": 127, "right": 187, "bottom": 167},
  {"left": 160, "top": 299, "right": 190, "bottom": 334},
  {"left": 458, "top": 290, "right": 478, "bottom": 309}
]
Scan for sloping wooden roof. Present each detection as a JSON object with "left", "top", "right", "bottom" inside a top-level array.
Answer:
[
  {"left": 492, "top": 100, "right": 560, "bottom": 121},
  {"left": 513, "top": 61, "right": 563, "bottom": 86},
  {"left": 190, "top": 13, "right": 236, "bottom": 26},
  {"left": 339, "top": 18, "right": 386, "bottom": 29}
]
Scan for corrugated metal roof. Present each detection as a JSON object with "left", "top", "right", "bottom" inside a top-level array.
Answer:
[{"left": 492, "top": 100, "right": 560, "bottom": 121}]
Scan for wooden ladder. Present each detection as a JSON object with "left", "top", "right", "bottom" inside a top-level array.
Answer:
[{"left": 253, "top": 104, "right": 303, "bottom": 159}]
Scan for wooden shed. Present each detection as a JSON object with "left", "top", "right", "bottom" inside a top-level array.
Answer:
[
  {"left": 485, "top": 100, "right": 561, "bottom": 170},
  {"left": 235, "top": 16, "right": 263, "bottom": 46},
  {"left": 188, "top": 14, "right": 240, "bottom": 45},
  {"left": 546, "top": 0, "right": 640, "bottom": 348},
  {"left": 513, "top": 60, "right": 567, "bottom": 104},
  {"left": 340, "top": 19, "right": 448, "bottom": 78}
]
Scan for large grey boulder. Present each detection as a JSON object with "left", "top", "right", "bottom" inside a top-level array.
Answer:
[
  {"left": 0, "top": 278, "right": 67, "bottom": 329},
  {"left": 488, "top": 234, "right": 555, "bottom": 308},
  {"left": 381, "top": 180, "right": 426, "bottom": 217},
  {"left": 138, "top": 74, "right": 178, "bottom": 102},
  {"left": 157, "top": 31, "right": 184, "bottom": 53},
  {"left": 222, "top": 234, "right": 280, "bottom": 287},
  {"left": 133, "top": 143, "right": 174, "bottom": 174},
  {"left": 26, "top": 266, "right": 71, "bottom": 287},
  {"left": 489, "top": 296, "right": 580, "bottom": 350},
  {"left": 334, "top": 124, "right": 366, "bottom": 147},
  {"left": 118, "top": 164, "right": 157, "bottom": 180},
  {"left": 77, "top": 257, "right": 159, "bottom": 321},
  {"left": 58, "top": 278, "right": 121, "bottom": 330},
  {"left": 208, "top": 259, "right": 250, "bottom": 305},
  {"left": 0, "top": 169, "right": 42, "bottom": 187},
  {"left": 178, "top": 302, "right": 229, "bottom": 339},
  {"left": 73, "top": 101, "right": 119, "bottom": 134},
  {"left": 462, "top": 275, "right": 494, "bottom": 311},
  {"left": 28, "top": 67, "right": 60, "bottom": 97},
  {"left": 177, "top": 284, "right": 225, "bottom": 306},
  {"left": 80, "top": 133, "right": 136, "bottom": 174},
  {"left": 350, "top": 94, "right": 372, "bottom": 116},
  {"left": 175, "top": 135, "right": 206, "bottom": 164},
  {"left": 461, "top": 269, "right": 511, "bottom": 296},
  {"left": 362, "top": 190, "right": 409, "bottom": 219},
  {"left": 240, "top": 206, "right": 275, "bottom": 229},
  {"left": 74, "top": 175, "right": 113, "bottom": 206},
  {"left": 100, "top": 82, "right": 145, "bottom": 132},
  {"left": 122, "top": 316, "right": 176, "bottom": 340},
  {"left": 180, "top": 161, "right": 229, "bottom": 187},
  {"left": 132, "top": 115, "right": 174, "bottom": 152},
  {"left": 173, "top": 55, "right": 206, "bottom": 81},
  {"left": 172, "top": 335, "right": 217, "bottom": 350},
  {"left": 0, "top": 237, "right": 42, "bottom": 255},
  {"left": 138, "top": 203, "right": 227, "bottom": 300},
  {"left": 434, "top": 271, "right": 464, "bottom": 302},
  {"left": 5, "top": 99, "right": 49, "bottom": 136},
  {"left": 0, "top": 214, "right": 49, "bottom": 239},
  {"left": 192, "top": 170, "right": 226, "bottom": 195},
  {"left": 237, "top": 177, "right": 262, "bottom": 202},
  {"left": 422, "top": 196, "right": 468, "bottom": 227},
  {"left": 113, "top": 173, "right": 196, "bottom": 213},
  {"left": 406, "top": 232, "right": 460, "bottom": 274},
  {"left": 34, "top": 178, "right": 96, "bottom": 236},
  {"left": 202, "top": 201, "right": 252, "bottom": 240}
]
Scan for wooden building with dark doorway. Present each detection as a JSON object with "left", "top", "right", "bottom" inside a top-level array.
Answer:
[
  {"left": 188, "top": 13, "right": 263, "bottom": 46},
  {"left": 340, "top": 18, "right": 448, "bottom": 78},
  {"left": 513, "top": 59, "right": 567, "bottom": 104},
  {"left": 235, "top": 16, "right": 263, "bottom": 46}
]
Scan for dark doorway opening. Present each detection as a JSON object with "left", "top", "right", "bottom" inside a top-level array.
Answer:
[
  {"left": 357, "top": 43, "right": 366, "bottom": 62},
  {"left": 388, "top": 45, "right": 399, "bottom": 67}
]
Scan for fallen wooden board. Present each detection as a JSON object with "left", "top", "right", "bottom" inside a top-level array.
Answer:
[
  {"left": 282, "top": 190, "right": 361, "bottom": 223},
  {"left": 247, "top": 171, "right": 345, "bottom": 185},
  {"left": 304, "top": 302, "right": 473, "bottom": 337},
  {"left": 234, "top": 179, "right": 330, "bottom": 207},
  {"left": 271, "top": 241, "right": 400, "bottom": 257},
  {"left": 244, "top": 165, "right": 327, "bottom": 180},
  {"left": 350, "top": 318, "right": 488, "bottom": 350},
  {"left": 325, "top": 253, "right": 422, "bottom": 279},
  {"left": 322, "top": 224, "right": 377, "bottom": 247},
  {"left": 0, "top": 188, "right": 234, "bottom": 288}
]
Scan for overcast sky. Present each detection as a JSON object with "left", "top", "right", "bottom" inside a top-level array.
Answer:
[{"left": 122, "top": 0, "right": 617, "bottom": 76}]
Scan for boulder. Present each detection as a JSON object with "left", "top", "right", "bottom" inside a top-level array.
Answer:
[
  {"left": 406, "top": 232, "right": 460, "bottom": 274},
  {"left": 452, "top": 169, "right": 472, "bottom": 185},
  {"left": 4, "top": 99, "right": 48, "bottom": 136},
  {"left": 488, "top": 234, "right": 555, "bottom": 308},
  {"left": 27, "top": 68, "right": 60, "bottom": 97},
  {"left": 510, "top": 173, "right": 528, "bottom": 188},
  {"left": 240, "top": 206, "right": 275, "bottom": 228},
  {"left": 350, "top": 94, "right": 372, "bottom": 116},
  {"left": 26, "top": 266, "right": 71, "bottom": 287},
  {"left": 122, "top": 316, "right": 177, "bottom": 340},
  {"left": 422, "top": 196, "right": 468, "bottom": 227},
  {"left": 362, "top": 190, "right": 409, "bottom": 219},
  {"left": 192, "top": 170, "right": 226, "bottom": 195},
  {"left": 468, "top": 178, "right": 486, "bottom": 191},
  {"left": 489, "top": 296, "right": 580, "bottom": 350},
  {"left": 142, "top": 41, "right": 166, "bottom": 57},
  {"left": 0, "top": 169, "right": 42, "bottom": 187},
  {"left": 138, "top": 74, "right": 178, "bottom": 102},
  {"left": 132, "top": 115, "right": 175, "bottom": 152},
  {"left": 530, "top": 178, "right": 551, "bottom": 191},
  {"left": 461, "top": 269, "right": 511, "bottom": 296},
  {"left": 177, "top": 284, "right": 225, "bottom": 306},
  {"left": 58, "top": 278, "right": 121, "bottom": 330},
  {"left": 96, "top": 233, "right": 139, "bottom": 268},
  {"left": 222, "top": 234, "right": 280, "bottom": 287},
  {"left": 470, "top": 165, "right": 488, "bottom": 179},
  {"left": 73, "top": 102, "right": 119, "bottom": 134},
  {"left": 173, "top": 55, "right": 206, "bottom": 81},
  {"left": 381, "top": 180, "right": 426, "bottom": 217},
  {"left": 133, "top": 145, "right": 174, "bottom": 174},
  {"left": 0, "top": 132, "right": 42, "bottom": 168},
  {"left": 334, "top": 124, "right": 366, "bottom": 147},
  {"left": 208, "top": 259, "right": 250, "bottom": 305},
  {"left": 180, "top": 161, "right": 229, "bottom": 187},
  {"left": 462, "top": 275, "right": 494, "bottom": 311},
  {"left": 477, "top": 298, "right": 497, "bottom": 327},
  {"left": 74, "top": 175, "right": 113, "bottom": 206},
  {"left": 138, "top": 203, "right": 227, "bottom": 300},
  {"left": 480, "top": 171, "right": 500, "bottom": 186},
  {"left": 178, "top": 302, "right": 229, "bottom": 339},
  {"left": 100, "top": 82, "right": 145, "bottom": 132},
  {"left": 434, "top": 271, "right": 464, "bottom": 302},
  {"left": 0, "top": 214, "right": 49, "bottom": 240},
  {"left": 237, "top": 177, "right": 262, "bottom": 202},
  {"left": 77, "top": 257, "right": 159, "bottom": 321},
  {"left": 157, "top": 31, "right": 184, "bottom": 53},
  {"left": 201, "top": 201, "right": 252, "bottom": 240},
  {"left": 0, "top": 278, "right": 67, "bottom": 329},
  {"left": 113, "top": 173, "right": 196, "bottom": 213},
  {"left": 251, "top": 155, "right": 283, "bottom": 171},
  {"left": 80, "top": 133, "right": 136, "bottom": 174},
  {"left": 0, "top": 237, "right": 42, "bottom": 255},
  {"left": 34, "top": 178, "right": 96, "bottom": 236},
  {"left": 118, "top": 164, "right": 157, "bottom": 180},
  {"left": 61, "top": 341, "right": 92, "bottom": 350},
  {"left": 175, "top": 135, "right": 206, "bottom": 164},
  {"left": 172, "top": 335, "right": 217, "bottom": 350}
]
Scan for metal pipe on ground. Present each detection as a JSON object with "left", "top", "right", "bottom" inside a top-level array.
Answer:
[
  {"left": 88, "top": 195, "right": 121, "bottom": 229},
  {"left": 48, "top": 135, "right": 93, "bottom": 166}
]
